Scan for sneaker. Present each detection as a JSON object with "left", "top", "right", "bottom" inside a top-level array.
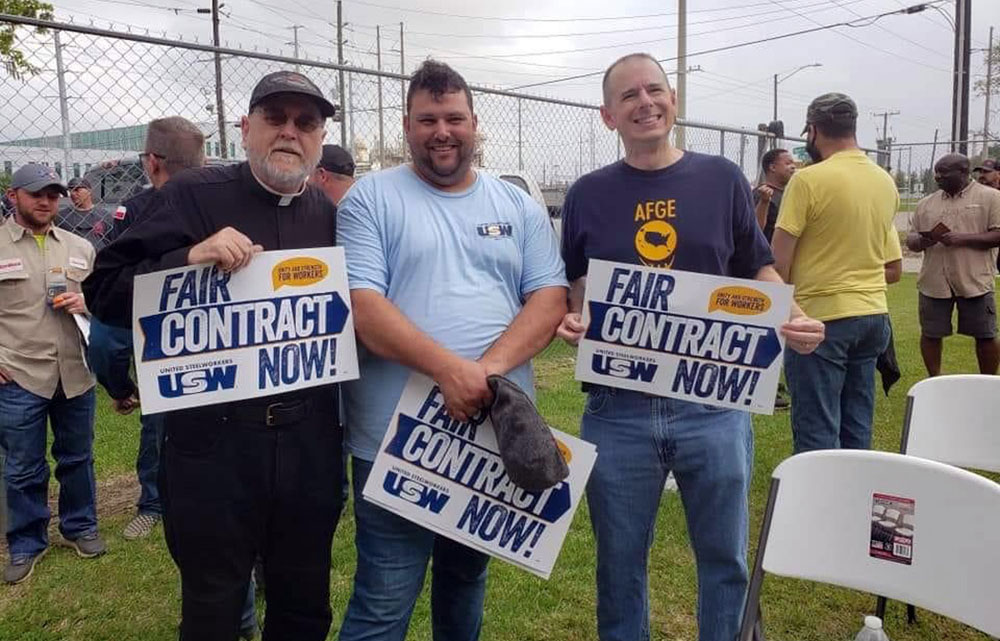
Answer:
[
  {"left": 59, "top": 532, "right": 107, "bottom": 559},
  {"left": 3, "top": 549, "right": 47, "bottom": 585},
  {"left": 123, "top": 513, "right": 161, "bottom": 540},
  {"left": 774, "top": 391, "right": 791, "bottom": 411},
  {"left": 663, "top": 472, "right": 679, "bottom": 493}
]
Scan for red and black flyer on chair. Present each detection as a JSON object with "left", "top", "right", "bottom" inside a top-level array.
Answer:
[{"left": 869, "top": 493, "right": 914, "bottom": 565}]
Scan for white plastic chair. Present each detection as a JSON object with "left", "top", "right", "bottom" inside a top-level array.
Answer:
[
  {"left": 738, "top": 450, "right": 1000, "bottom": 640},
  {"left": 876, "top": 374, "right": 1000, "bottom": 623},
  {"left": 898, "top": 374, "right": 1000, "bottom": 473}
]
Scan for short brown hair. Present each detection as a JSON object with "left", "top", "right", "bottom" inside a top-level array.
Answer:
[
  {"left": 145, "top": 116, "right": 205, "bottom": 175},
  {"left": 406, "top": 60, "right": 473, "bottom": 114},
  {"left": 602, "top": 53, "right": 670, "bottom": 106}
]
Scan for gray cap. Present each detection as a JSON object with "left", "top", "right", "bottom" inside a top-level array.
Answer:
[
  {"left": 10, "top": 163, "right": 68, "bottom": 195},
  {"left": 319, "top": 144, "right": 355, "bottom": 177},
  {"left": 802, "top": 92, "right": 858, "bottom": 135},
  {"left": 249, "top": 70, "right": 336, "bottom": 118}
]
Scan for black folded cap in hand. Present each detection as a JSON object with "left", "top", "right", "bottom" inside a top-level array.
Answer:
[{"left": 487, "top": 375, "right": 570, "bottom": 491}]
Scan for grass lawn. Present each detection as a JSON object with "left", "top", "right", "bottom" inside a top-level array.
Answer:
[{"left": 0, "top": 273, "right": 994, "bottom": 640}]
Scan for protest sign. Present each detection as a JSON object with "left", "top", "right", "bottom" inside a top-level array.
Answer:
[
  {"left": 363, "top": 374, "right": 596, "bottom": 579},
  {"left": 132, "top": 247, "right": 358, "bottom": 414},
  {"left": 576, "top": 259, "right": 793, "bottom": 414}
]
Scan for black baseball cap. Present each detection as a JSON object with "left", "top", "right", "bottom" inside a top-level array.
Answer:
[
  {"left": 67, "top": 177, "right": 92, "bottom": 190},
  {"left": 802, "top": 92, "right": 858, "bottom": 135},
  {"left": 249, "top": 70, "right": 336, "bottom": 118},
  {"left": 10, "top": 163, "right": 68, "bottom": 195},
  {"left": 318, "top": 144, "right": 355, "bottom": 177}
]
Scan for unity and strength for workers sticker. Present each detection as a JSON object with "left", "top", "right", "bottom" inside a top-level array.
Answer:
[{"left": 869, "top": 493, "right": 914, "bottom": 565}]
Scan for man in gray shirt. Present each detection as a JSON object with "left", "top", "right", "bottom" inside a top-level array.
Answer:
[{"left": 57, "top": 178, "right": 114, "bottom": 250}]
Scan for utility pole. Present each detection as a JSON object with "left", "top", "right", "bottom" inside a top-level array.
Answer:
[
  {"left": 400, "top": 22, "right": 406, "bottom": 161},
  {"left": 984, "top": 26, "right": 994, "bottom": 158},
  {"left": 930, "top": 128, "right": 940, "bottom": 171},
  {"left": 675, "top": 0, "right": 687, "bottom": 149},
  {"left": 53, "top": 30, "right": 72, "bottom": 178},
  {"left": 290, "top": 25, "right": 302, "bottom": 64},
  {"left": 376, "top": 25, "right": 384, "bottom": 167},
  {"left": 951, "top": 0, "right": 972, "bottom": 154},
  {"left": 337, "top": 1, "right": 346, "bottom": 148},
  {"left": 348, "top": 69, "right": 355, "bottom": 154},
  {"left": 873, "top": 110, "right": 899, "bottom": 169},
  {"left": 772, "top": 73, "right": 778, "bottom": 122},
  {"left": 211, "top": 0, "right": 227, "bottom": 158}
]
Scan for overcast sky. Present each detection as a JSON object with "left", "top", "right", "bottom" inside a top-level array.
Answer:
[{"left": 52, "top": 0, "right": 1000, "bottom": 151}]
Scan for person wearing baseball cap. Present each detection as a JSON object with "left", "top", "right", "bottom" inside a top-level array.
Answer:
[
  {"left": 57, "top": 176, "right": 114, "bottom": 251},
  {"left": 1, "top": 163, "right": 104, "bottom": 584},
  {"left": 311, "top": 144, "right": 356, "bottom": 206},
  {"left": 974, "top": 158, "right": 999, "bottom": 189},
  {"left": 84, "top": 70, "right": 344, "bottom": 640},
  {"left": 772, "top": 92, "right": 902, "bottom": 454}
]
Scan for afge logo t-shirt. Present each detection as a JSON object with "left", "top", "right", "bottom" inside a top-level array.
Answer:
[{"left": 561, "top": 152, "right": 773, "bottom": 282}]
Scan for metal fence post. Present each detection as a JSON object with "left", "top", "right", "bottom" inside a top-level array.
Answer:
[
  {"left": 517, "top": 98, "right": 522, "bottom": 171},
  {"left": 719, "top": 130, "right": 725, "bottom": 157}
]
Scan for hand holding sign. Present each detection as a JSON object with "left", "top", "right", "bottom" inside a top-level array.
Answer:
[
  {"left": 780, "top": 312, "right": 825, "bottom": 355},
  {"left": 433, "top": 355, "right": 493, "bottom": 422},
  {"left": 556, "top": 312, "right": 587, "bottom": 346},
  {"left": 188, "top": 226, "right": 264, "bottom": 272}
]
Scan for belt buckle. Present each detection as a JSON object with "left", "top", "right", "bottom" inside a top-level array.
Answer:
[{"left": 265, "top": 402, "right": 282, "bottom": 427}]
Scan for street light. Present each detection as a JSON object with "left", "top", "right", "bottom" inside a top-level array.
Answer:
[{"left": 773, "top": 63, "right": 822, "bottom": 122}]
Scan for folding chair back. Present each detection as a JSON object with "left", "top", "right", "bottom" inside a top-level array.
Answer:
[
  {"left": 740, "top": 450, "right": 1000, "bottom": 640},
  {"left": 902, "top": 375, "right": 1000, "bottom": 473}
]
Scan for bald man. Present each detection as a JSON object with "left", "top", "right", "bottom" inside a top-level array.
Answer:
[{"left": 907, "top": 153, "right": 1000, "bottom": 375}]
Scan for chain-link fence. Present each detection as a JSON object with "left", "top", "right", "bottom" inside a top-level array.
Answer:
[
  {"left": 0, "top": 15, "right": 792, "bottom": 248},
  {"left": 877, "top": 140, "right": 1000, "bottom": 209}
]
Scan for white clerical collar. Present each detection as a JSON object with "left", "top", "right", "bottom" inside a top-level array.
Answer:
[{"left": 249, "top": 165, "right": 307, "bottom": 207}]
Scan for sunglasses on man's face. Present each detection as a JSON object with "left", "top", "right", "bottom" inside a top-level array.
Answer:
[{"left": 257, "top": 106, "right": 324, "bottom": 133}]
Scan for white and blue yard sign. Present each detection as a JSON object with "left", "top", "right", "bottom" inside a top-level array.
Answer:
[
  {"left": 132, "top": 247, "right": 359, "bottom": 414},
  {"left": 576, "top": 259, "right": 793, "bottom": 414},
  {"left": 364, "top": 374, "right": 597, "bottom": 579}
]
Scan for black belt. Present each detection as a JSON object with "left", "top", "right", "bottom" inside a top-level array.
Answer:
[{"left": 225, "top": 397, "right": 314, "bottom": 427}]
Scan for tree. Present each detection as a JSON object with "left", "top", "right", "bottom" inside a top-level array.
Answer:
[{"left": 1, "top": 1, "right": 54, "bottom": 79}]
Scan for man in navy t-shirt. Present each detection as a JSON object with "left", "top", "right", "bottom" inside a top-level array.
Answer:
[{"left": 558, "top": 53, "right": 826, "bottom": 641}]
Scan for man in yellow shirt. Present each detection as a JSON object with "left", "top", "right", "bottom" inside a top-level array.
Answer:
[{"left": 772, "top": 93, "right": 902, "bottom": 453}]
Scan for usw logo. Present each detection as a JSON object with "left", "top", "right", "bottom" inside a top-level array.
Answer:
[
  {"left": 383, "top": 471, "right": 450, "bottom": 514},
  {"left": 158, "top": 365, "right": 238, "bottom": 398},
  {"left": 591, "top": 354, "right": 658, "bottom": 382}
]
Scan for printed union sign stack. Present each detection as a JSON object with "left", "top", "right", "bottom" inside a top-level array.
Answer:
[
  {"left": 132, "top": 247, "right": 359, "bottom": 414},
  {"left": 576, "top": 259, "right": 794, "bottom": 414},
  {"left": 364, "top": 374, "right": 596, "bottom": 579}
]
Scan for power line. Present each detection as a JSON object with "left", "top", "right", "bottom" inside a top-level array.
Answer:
[
  {"left": 341, "top": 0, "right": 838, "bottom": 23},
  {"left": 766, "top": 0, "right": 950, "bottom": 72},
  {"left": 350, "top": 0, "right": 867, "bottom": 65},
  {"left": 391, "top": 0, "right": 858, "bottom": 40},
  {"left": 509, "top": 2, "right": 950, "bottom": 91}
]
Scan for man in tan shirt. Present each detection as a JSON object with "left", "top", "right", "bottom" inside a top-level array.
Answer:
[
  {"left": 907, "top": 153, "right": 1000, "bottom": 376},
  {"left": 0, "top": 164, "right": 105, "bottom": 585}
]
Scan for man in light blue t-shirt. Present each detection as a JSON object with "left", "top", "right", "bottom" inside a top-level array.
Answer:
[{"left": 337, "top": 60, "right": 568, "bottom": 641}]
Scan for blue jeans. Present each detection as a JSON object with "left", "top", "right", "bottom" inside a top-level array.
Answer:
[
  {"left": 0, "top": 382, "right": 98, "bottom": 559},
  {"left": 87, "top": 319, "right": 163, "bottom": 515},
  {"left": 581, "top": 388, "right": 753, "bottom": 641},
  {"left": 339, "top": 457, "right": 490, "bottom": 641},
  {"left": 784, "top": 313, "right": 891, "bottom": 453},
  {"left": 136, "top": 412, "right": 165, "bottom": 515}
]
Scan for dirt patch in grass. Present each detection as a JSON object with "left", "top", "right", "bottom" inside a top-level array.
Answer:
[{"left": 0, "top": 474, "right": 138, "bottom": 559}]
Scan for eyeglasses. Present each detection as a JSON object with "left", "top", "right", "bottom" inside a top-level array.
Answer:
[
  {"left": 139, "top": 152, "right": 166, "bottom": 161},
  {"left": 256, "top": 106, "right": 324, "bottom": 133}
]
